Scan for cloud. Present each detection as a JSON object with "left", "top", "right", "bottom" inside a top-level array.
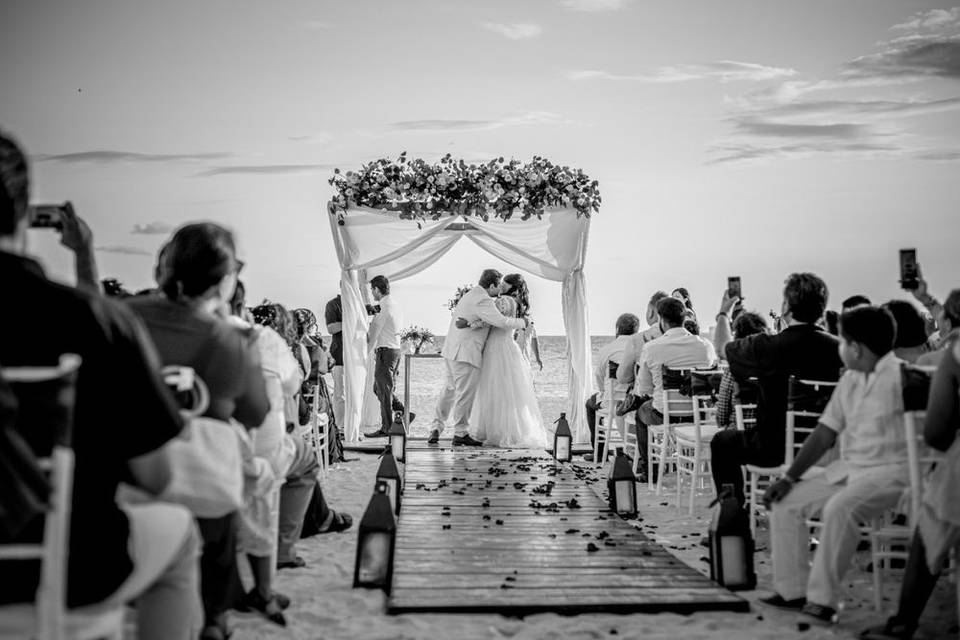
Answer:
[
  {"left": 745, "top": 96, "right": 960, "bottom": 120},
  {"left": 95, "top": 245, "right": 152, "bottom": 256},
  {"left": 288, "top": 132, "right": 333, "bottom": 144},
  {"left": 35, "top": 150, "right": 232, "bottom": 164},
  {"left": 568, "top": 60, "right": 797, "bottom": 83},
  {"left": 840, "top": 33, "right": 960, "bottom": 81},
  {"left": 891, "top": 8, "right": 960, "bottom": 32},
  {"left": 389, "top": 111, "right": 571, "bottom": 132},
  {"left": 196, "top": 163, "right": 335, "bottom": 176},
  {"left": 561, "top": 0, "right": 631, "bottom": 11},
  {"left": 480, "top": 22, "right": 542, "bottom": 40},
  {"left": 707, "top": 141, "right": 902, "bottom": 165},
  {"left": 131, "top": 221, "right": 174, "bottom": 235},
  {"left": 916, "top": 149, "right": 960, "bottom": 161},
  {"left": 732, "top": 118, "right": 868, "bottom": 139}
]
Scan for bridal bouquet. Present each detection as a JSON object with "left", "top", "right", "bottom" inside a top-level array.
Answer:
[
  {"left": 446, "top": 284, "right": 473, "bottom": 311},
  {"left": 399, "top": 326, "right": 435, "bottom": 354},
  {"left": 328, "top": 153, "right": 601, "bottom": 223}
]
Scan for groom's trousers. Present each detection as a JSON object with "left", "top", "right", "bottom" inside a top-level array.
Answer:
[{"left": 432, "top": 359, "right": 481, "bottom": 437}]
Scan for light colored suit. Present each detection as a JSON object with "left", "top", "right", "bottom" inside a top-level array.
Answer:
[{"left": 433, "top": 286, "right": 526, "bottom": 437}]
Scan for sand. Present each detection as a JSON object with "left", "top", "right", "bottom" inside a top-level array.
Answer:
[{"left": 232, "top": 452, "right": 957, "bottom": 640}]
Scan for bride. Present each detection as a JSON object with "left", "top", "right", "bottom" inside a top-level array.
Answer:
[{"left": 470, "top": 274, "right": 547, "bottom": 448}]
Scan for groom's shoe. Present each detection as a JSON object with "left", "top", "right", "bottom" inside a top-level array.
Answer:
[
  {"left": 452, "top": 434, "right": 483, "bottom": 447},
  {"left": 427, "top": 429, "right": 440, "bottom": 444},
  {"left": 363, "top": 427, "right": 390, "bottom": 438}
]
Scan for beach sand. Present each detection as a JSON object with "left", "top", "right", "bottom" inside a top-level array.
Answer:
[{"left": 233, "top": 452, "right": 957, "bottom": 640}]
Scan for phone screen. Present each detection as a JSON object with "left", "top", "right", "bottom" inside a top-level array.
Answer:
[
  {"left": 899, "top": 249, "right": 919, "bottom": 290},
  {"left": 727, "top": 277, "right": 742, "bottom": 299},
  {"left": 28, "top": 204, "right": 65, "bottom": 229}
]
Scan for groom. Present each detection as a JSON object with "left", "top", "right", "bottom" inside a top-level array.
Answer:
[{"left": 428, "top": 269, "right": 529, "bottom": 446}]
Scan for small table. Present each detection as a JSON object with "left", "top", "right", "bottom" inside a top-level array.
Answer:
[{"left": 403, "top": 352, "right": 443, "bottom": 430}]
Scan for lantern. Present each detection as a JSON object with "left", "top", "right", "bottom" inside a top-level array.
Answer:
[
  {"left": 388, "top": 417, "right": 407, "bottom": 464},
  {"left": 606, "top": 447, "right": 638, "bottom": 518},
  {"left": 353, "top": 481, "right": 397, "bottom": 593},
  {"left": 376, "top": 448, "right": 403, "bottom": 515},
  {"left": 708, "top": 483, "right": 757, "bottom": 591},
  {"left": 553, "top": 412, "right": 572, "bottom": 462}
]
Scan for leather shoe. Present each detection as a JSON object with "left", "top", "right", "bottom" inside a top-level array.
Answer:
[
  {"left": 452, "top": 434, "right": 483, "bottom": 447},
  {"left": 427, "top": 429, "right": 440, "bottom": 444},
  {"left": 758, "top": 594, "right": 806, "bottom": 611},
  {"left": 363, "top": 428, "right": 389, "bottom": 438}
]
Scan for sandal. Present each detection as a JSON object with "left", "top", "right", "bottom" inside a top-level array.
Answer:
[{"left": 317, "top": 510, "right": 353, "bottom": 534}]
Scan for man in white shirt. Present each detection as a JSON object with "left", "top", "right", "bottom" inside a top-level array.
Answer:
[
  {"left": 762, "top": 306, "right": 909, "bottom": 626},
  {"left": 584, "top": 313, "right": 639, "bottom": 462},
  {"left": 616, "top": 290, "right": 668, "bottom": 387},
  {"left": 364, "top": 275, "right": 406, "bottom": 437}
]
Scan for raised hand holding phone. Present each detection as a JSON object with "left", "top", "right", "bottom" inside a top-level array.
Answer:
[{"left": 899, "top": 248, "right": 919, "bottom": 290}]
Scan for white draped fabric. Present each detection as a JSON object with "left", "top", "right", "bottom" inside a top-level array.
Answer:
[{"left": 328, "top": 205, "right": 593, "bottom": 444}]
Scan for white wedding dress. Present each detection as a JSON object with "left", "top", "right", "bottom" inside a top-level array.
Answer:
[{"left": 470, "top": 296, "right": 547, "bottom": 449}]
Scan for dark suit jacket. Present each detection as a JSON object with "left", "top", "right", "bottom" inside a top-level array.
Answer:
[{"left": 725, "top": 324, "right": 842, "bottom": 466}]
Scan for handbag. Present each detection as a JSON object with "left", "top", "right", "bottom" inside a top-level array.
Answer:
[{"left": 158, "top": 366, "right": 244, "bottom": 518}]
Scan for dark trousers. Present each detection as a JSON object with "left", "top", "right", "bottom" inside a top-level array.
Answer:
[
  {"left": 892, "top": 530, "right": 940, "bottom": 628},
  {"left": 585, "top": 393, "right": 602, "bottom": 457},
  {"left": 373, "top": 347, "right": 404, "bottom": 431},
  {"left": 197, "top": 513, "right": 242, "bottom": 624},
  {"left": 709, "top": 428, "right": 780, "bottom": 506},
  {"left": 278, "top": 435, "right": 320, "bottom": 562},
  {"left": 632, "top": 399, "right": 662, "bottom": 479}
]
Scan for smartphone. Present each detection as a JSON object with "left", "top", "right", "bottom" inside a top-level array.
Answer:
[
  {"left": 727, "top": 276, "right": 742, "bottom": 300},
  {"left": 28, "top": 204, "right": 65, "bottom": 230},
  {"left": 899, "top": 248, "right": 919, "bottom": 290}
]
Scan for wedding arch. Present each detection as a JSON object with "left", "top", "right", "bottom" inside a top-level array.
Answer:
[{"left": 326, "top": 154, "right": 599, "bottom": 444}]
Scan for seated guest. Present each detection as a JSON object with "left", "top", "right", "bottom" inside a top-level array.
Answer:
[
  {"left": 861, "top": 339, "right": 960, "bottom": 640},
  {"left": 842, "top": 294, "right": 871, "bottom": 311},
  {"left": 0, "top": 132, "right": 200, "bottom": 640},
  {"left": 583, "top": 313, "right": 640, "bottom": 462},
  {"left": 128, "top": 223, "right": 270, "bottom": 640},
  {"left": 672, "top": 286, "right": 697, "bottom": 321},
  {"left": 762, "top": 306, "right": 909, "bottom": 625},
  {"left": 711, "top": 273, "right": 842, "bottom": 507},
  {"left": 616, "top": 291, "right": 667, "bottom": 387},
  {"left": 917, "top": 289, "right": 960, "bottom": 367},
  {"left": 882, "top": 300, "right": 932, "bottom": 364},
  {"left": 634, "top": 297, "right": 717, "bottom": 479},
  {"left": 713, "top": 309, "right": 769, "bottom": 429}
]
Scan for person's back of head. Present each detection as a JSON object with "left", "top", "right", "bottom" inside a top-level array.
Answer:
[
  {"left": 293, "top": 308, "right": 317, "bottom": 340},
  {"left": 252, "top": 302, "right": 297, "bottom": 351},
  {"left": 161, "top": 223, "right": 238, "bottom": 301},
  {"left": 783, "top": 272, "right": 829, "bottom": 324},
  {"left": 478, "top": 269, "right": 502, "bottom": 290},
  {"left": 943, "top": 289, "right": 960, "bottom": 332},
  {"left": 824, "top": 310, "right": 840, "bottom": 336},
  {"left": 838, "top": 305, "right": 896, "bottom": 370},
  {"left": 733, "top": 311, "right": 768, "bottom": 339},
  {"left": 841, "top": 294, "right": 871, "bottom": 311},
  {"left": 615, "top": 313, "right": 640, "bottom": 337},
  {"left": 646, "top": 290, "right": 668, "bottom": 325},
  {"left": 683, "top": 311, "right": 700, "bottom": 336},
  {"left": 656, "top": 296, "right": 686, "bottom": 329},
  {"left": 0, "top": 132, "right": 30, "bottom": 243},
  {"left": 882, "top": 299, "right": 927, "bottom": 349}
]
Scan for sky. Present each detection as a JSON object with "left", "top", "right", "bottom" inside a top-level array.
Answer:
[{"left": 2, "top": 0, "right": 959, "bottom": 335}]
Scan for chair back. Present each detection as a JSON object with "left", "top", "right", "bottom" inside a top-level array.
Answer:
[
  {"left": 784, "top": 377, "right": 837, "bottom": 466},
  {"left": 734, "top": 403, "right": 757, "bottom": 431},
  {"left": 0, "top": 354, "right": 81, "bottom": 639},
  {"left": 901, "top": 364, "right": 940, "bottom": 526},
  {"left": 162, "top": 365, "right": 210, "bottom": 418}
]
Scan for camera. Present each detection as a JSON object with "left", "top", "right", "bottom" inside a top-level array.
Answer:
[{"left": 365, "top": 303, "right": 381, "bottom": 316}]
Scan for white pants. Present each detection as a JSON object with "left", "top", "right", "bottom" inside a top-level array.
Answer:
[
  {"left": 331, "top": 365, "right": 345, "bottom": 430},
  {"left": 108, "top": 503, "right": 202, "bottom": 640},
  {"left": 431, "top": 359, "right": 481, "bottom": 437},
  {"left": 770, "top": 469, "right": 906, "bottom": 607}
]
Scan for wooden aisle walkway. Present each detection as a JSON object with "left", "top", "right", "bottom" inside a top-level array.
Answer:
[{"left": 388, "top": 447, "right": 748, "bottom": 615}]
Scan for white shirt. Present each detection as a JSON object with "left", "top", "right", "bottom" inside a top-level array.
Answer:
[
  {"left": 819, "top": 351, "right": 908, "bottom": 483},
  {"left": 368, "top": 294, "right": 402, "bottom": 350},
  {"left": 637, "top": 327, "right": 717, "bottom": 411},
  {"left": 594, "top": 335, "right": 633, "bottom": 395},
  {"left": 616, "top": 324, "right": 663, "bottom": 385}
]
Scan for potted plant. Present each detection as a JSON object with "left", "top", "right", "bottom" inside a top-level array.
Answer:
[{"left": 399, "top": 326, "right": 435, "bottom": 354}]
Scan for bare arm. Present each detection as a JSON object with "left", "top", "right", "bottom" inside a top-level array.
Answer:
[
  {"left": 530, "top": 324, "right": 543, "bottom": 369},
  {"left": 59, "top": 202, "right": 100, "bottom": 293},
  {"left": 713, "top": 291, "right": 740, "bottom": 358},
  {"left": 764, "top": 424, "right": 837, "bottom": 507}
]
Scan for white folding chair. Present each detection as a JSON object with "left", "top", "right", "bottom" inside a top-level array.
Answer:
[
  {"left": 594, "top": 361, "right": 629, "bottom": 467},
  {"left": 0, "top": 355, "right": 126, "bottom": 640},
  {"left": 652, "top": 388, "right": 695, "bottom": 495},
  {"left": 737, "top": 403, "right": 779, "bottom": 537},
  {"left": 674, "top": 395, "right": 720, "bottom": 514}
]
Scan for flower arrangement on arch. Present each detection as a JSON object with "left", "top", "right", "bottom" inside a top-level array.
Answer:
[
  {"left": 446, "top": 284, "right": 474, "bottom": 312},
  {"left": 328, "top": 153, "right": 601, "bottom": 223},
  {"left": 399, "top": 326, "right": 435, "bottom": 354}
]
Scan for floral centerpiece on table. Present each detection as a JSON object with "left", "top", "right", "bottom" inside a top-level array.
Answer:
[
  {"left": 328, "top": 153, "right": 601, "bottom": 224},
  {"left": 446, "top": 284, "right": 474, "bottom": 312},
  {"left": 399, "top": 326, "right": 435, "bottom": 354}
]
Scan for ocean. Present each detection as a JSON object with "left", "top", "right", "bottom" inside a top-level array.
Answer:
[{"left": 387, "top": 335, "right": 613, "bottom": 438}]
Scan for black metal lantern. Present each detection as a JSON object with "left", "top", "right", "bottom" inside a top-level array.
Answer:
[
  {"left": 353, "top": 481, "right": 397, "bottom": 593},
  {"left": 376, "top": 448, "right": 403, "bottom": 515},
  {"left": 388, "top": 417, "right": 407, "bottom": 464},
  {"left": 607, "top": 447, "right": 638, "bottom": 518},
  {"left": 553, "top": 412, "right": 572, "bottom": 462},
  {"left": 708, "top": 483, "right": 757, "bottom": 590}
]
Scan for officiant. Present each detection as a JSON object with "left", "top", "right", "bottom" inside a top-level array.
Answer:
[{"left": 364, "top": 275, "right": 408, "bottom": 438}]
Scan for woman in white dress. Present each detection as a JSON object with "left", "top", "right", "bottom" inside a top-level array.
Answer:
[
  {"left": 470, "top": 277, "right": 547, "bottom": 449},
  {"left": 501, "top": 274, "right": 543, "bottom": 372}
]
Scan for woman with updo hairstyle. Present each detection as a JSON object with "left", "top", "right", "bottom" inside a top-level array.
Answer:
[
  {"left": 672, "top": 286, "right": 697, "bottom": 321},
  {"left": 129, "top": 222, "right": 269, "bottom": 640},
  {"left": 502, "top": 273, "right": 543, "bottom": 371}
]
